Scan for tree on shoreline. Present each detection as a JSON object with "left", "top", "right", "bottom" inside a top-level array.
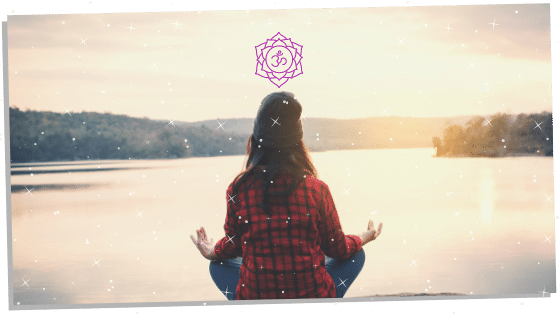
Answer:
[{"left": 433, "top": 112, "right": 552, "bottom": 157}]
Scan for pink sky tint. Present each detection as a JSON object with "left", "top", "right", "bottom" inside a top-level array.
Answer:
[{"left": 8, "top": 4, "right": 552, "bottom": 122}]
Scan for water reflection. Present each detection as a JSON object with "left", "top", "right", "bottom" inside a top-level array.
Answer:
[
  {"left": 11, "top": 167, "right": 149, "bottom": 176},
  {"left": 10, "top": 149, "right": 555, "bottom": 305},
  {"left": 11, "top": 184, "right": 101, "bottom": 193},
  {"left": 11, "top": 160, "right": 122, "bottom": 168},
  {"left": 478, "top": 168, "right": 494, "bottom": 224}
]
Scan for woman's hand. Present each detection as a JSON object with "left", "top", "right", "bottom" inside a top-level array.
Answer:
[
  {"left": 190, "top": 227, "right": 217, "bottom": 260},
  {"left": 359, "top": 220, "right": 383, "bottom": 246}
]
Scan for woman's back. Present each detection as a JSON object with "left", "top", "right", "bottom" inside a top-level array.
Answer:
[{"left": 213, "top": 165, "right": 362, "bottom": 299}]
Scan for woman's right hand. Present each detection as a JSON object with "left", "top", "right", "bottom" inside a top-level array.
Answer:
[
  {"left": 359, "top": 220, "right": 382, "bottom": 246},
  {"left": 190, "top": 227, "right": 216, "bottom": 261}
]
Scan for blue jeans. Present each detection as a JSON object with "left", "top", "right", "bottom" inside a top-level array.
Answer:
[{"left": 209, "top": 249, "right": 365, "bottom": 300}]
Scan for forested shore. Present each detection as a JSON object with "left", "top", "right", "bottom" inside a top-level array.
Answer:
[
  {"left": 432, "top": 112, "right": 552, "bottom": 157},
  {"left": 9, "top": 107, "right": 552, "bottom": 163},
  {"left": 9, "top": 107, "right": 248, "bottom": 163}
]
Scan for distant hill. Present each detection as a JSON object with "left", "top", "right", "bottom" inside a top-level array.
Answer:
[
  {"left": 174, "top": 118, "right": 255, "bottom": 135},
  {"left": 14, "top": 105, "right": 527, "bottom": 163},
  {"left": 9, "top": 107, "right": 248, "bottom": 163},
  {"left": 161, "top": 115, "right": 474, "bottom": 151}
]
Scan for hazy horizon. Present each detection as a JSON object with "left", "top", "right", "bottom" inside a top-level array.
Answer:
[
  {"left": 8, "top": 4, "right": 552, "bottom": 122},
  {"left": 8, "top": 105, "right": 551, "bottom": 125}
]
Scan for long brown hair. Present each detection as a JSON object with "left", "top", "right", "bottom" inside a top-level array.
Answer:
[{"left": 231, "top": 135, "right": 318, "bottom": 216}]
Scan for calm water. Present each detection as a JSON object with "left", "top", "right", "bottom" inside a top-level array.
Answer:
[{"left": 10, "top": 148, "right": 555, "bottom": 305}]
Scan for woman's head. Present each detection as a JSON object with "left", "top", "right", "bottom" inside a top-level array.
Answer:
[
  {"left": 252, "top": 91, "right": 303, "bottom": 149},
  {"left": 246, "top": 91, "right": 315, "bottom": 172},
  {"left": 231, "top": 92, "right": 317, "bottom": 199}
]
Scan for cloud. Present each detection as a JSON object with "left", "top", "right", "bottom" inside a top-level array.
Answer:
[{"left": 8, "top": 12, "right": 199, "bottom": 51}]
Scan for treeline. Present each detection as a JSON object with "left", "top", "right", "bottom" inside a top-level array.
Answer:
[
  {"left": 9, "top": 107, "right": 249, "bottom": 163},
  {"left": 432, "top": 112, "right": 553, "bottom": 157}
]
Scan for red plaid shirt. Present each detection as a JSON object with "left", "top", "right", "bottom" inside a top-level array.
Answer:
[{"left": 213, "top": 165, "right": 362, "bottom": 299}]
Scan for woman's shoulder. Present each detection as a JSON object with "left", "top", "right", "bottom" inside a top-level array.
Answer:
[
  {"left": 227, "top": 167, "right": 261, "bottom": 192},
  {"left": 302, "top": 175, "right": 329, "bottom": 192}
]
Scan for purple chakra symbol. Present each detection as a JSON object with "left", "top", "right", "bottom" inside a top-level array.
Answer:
[{"left": 255, "top": 32, "right": 303, "bottom": 88}]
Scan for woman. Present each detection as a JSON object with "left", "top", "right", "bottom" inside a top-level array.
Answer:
[{"left": 191, "top": 91, "right": 382, "bottom": 300}]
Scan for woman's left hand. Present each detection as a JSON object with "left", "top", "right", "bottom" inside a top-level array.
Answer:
[{"left": 190, "top": 227, "right": 216, "bottom": 260}]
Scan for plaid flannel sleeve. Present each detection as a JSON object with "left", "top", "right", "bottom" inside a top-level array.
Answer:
[
  {"left": 213, "top": 184, "right": 243, "bottom": 260},
  {"left": 316, "top": 183, "right": 362, "bottom": 260}
]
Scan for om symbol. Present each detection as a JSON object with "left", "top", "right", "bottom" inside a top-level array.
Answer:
[
  {"left": 270, "top": 50, "right": 287, "bottom": 68},
  {"left": 265, "top": 46, "right": 292, "bottom": 73}
]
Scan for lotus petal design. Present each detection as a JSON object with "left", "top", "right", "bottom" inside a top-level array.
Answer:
[{"left": 255, "top": 32, "right": 303, "bottom": 88}]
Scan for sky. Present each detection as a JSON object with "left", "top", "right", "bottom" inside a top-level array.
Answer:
[{"left": 7, "top": 3, "right": 552, "bottom": 122}]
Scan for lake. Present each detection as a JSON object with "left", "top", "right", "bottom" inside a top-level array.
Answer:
[{"left": 10, "top": 148, "right": 555, "bottom": 305}]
